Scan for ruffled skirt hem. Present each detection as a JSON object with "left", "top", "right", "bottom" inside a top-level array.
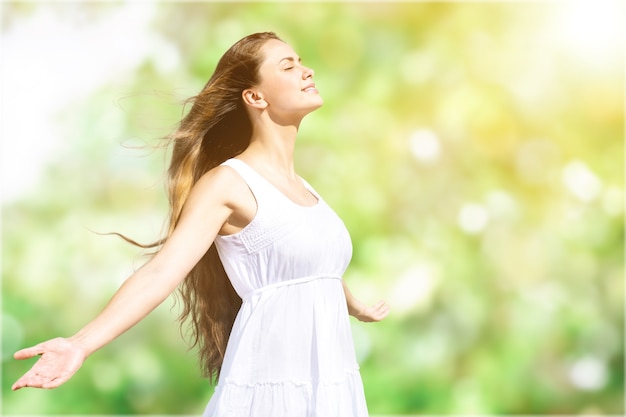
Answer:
[{"left": 202, "top": 368, "right": 369, "bottom": 417}]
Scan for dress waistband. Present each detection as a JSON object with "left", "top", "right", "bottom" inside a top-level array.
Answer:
[{"left": 241, "top": 275, "right": 342, "bottom": 301}]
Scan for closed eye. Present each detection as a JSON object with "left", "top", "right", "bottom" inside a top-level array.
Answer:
[{"left": 279, "top": 56, "right": 301, "bottom": 71}]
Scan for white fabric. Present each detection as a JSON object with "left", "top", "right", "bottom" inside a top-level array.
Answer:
[{"left": 203, "top": 158, "right": 368, "bottom": 417}]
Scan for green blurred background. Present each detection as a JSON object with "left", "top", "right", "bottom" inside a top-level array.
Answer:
[{"left": 2, "top": 1, "right": 623, "bottom": 415}]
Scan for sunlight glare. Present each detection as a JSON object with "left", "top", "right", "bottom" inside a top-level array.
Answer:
[{"left": 551, "top": 0, "right": 624, "bottom": 68}]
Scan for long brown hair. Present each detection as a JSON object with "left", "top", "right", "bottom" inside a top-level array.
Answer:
[{"left": 145, "top": 32, "right": 281, "bottom": 381}]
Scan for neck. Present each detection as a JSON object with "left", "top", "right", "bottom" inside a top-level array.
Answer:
[{"left": 242, "top": 117, "right": 301, "bottom": 178}]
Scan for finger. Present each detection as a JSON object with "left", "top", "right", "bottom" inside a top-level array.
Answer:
[
  {"left": 366, "top": 300, "right": 385, "bottom": 314},
  {"left": 12, "top": 374, "right": 44, "bottom": 391},
  {"left": 378, "top": 302, "right": 390, "bottom": 315},
  {"left": 13, "top": 345, "right": 45, "bottom": 360},
  {"left": 371, "top": 301, "right": 390, "bottom": 320},
  {"left": 12, "top": 380, "right": 25, "bottom": 391},
  {"left": 376, "top": 308, "right": 390, "bottom": 320}
]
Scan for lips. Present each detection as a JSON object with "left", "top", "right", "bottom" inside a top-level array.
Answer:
[{"left": 302, "top": 83, "right": 317, "bottom": 92}]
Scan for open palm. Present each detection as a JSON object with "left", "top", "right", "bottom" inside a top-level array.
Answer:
[{"left": 12, "top": 337, "right": 86, "bottom": 391}]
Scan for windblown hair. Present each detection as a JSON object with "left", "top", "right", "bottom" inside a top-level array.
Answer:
[{"left": 135, "top": 32, "right": 281, "bottom": 381}]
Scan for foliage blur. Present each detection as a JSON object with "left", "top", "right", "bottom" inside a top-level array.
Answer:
[{"left": 2, "top": 1, "right": 623, "bottom": 415}]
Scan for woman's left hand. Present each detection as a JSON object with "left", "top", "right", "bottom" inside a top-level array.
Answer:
[{"left": 353, "top": 300, "right": 390, "bottom": 322}]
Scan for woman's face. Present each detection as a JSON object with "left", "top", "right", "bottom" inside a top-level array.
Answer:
[{"left": 254, "top": 39, "right": 323, "bottom": 119}]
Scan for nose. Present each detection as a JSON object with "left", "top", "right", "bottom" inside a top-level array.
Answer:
[{"left": 303, "top": 66, "right": 314, "bottom": 79}]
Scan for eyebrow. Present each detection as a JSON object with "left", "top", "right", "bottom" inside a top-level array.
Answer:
[{"left": 279, "top": 56, "right": 302, "bottom": 64}]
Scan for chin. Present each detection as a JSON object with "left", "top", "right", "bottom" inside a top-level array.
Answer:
[
  {"left": 306, "top": 103, "right": 323, "bottom": 116},
  {"left": 311, "top": 97, "right": 324, "bottom": 110},
  {"left": 297, "top": 98, "right": 324, "bottom": 119}
]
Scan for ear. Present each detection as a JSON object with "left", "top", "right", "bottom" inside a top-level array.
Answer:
[{"left": 242, "top": 88, "right": 268, "bottom": 110}]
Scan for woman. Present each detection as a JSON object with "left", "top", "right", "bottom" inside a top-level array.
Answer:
[{"left": 12, "top": 32, "right": 389, "bottom": 416}]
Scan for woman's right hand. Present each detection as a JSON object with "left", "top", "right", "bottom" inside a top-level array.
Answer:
[{"left": 12, "top": 337, "right": 86, "bottom": 391}]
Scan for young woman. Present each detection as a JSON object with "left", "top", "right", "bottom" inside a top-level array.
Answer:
[{"left": 12, "top": 32, "right": 389, "bottom": 416}]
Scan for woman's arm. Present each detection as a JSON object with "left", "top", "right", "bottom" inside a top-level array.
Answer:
[
  {"left": 342, "top": 280, "right": 390, "bottom": 322},
  {"left": 12, "top": 167, "right": 245, "bottom": 390}
]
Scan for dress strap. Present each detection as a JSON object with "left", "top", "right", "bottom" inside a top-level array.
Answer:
[
  {"left": 220, "top": 158, "right": 271, "bottom": 201},
  {"left": 221, "top": 158, "right": 322, "bottom": 208}
]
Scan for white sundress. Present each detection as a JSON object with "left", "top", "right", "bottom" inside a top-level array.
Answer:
[{"left": 202, "top": 158, "right": 369, "bottom": 417}]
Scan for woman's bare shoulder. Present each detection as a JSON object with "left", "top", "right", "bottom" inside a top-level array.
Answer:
[
  {"left": 191, "top": 164, "right": 256, "bottom": 234},
  {"left": 191, "top": 164, "right": 251, "bottom": 208}
]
